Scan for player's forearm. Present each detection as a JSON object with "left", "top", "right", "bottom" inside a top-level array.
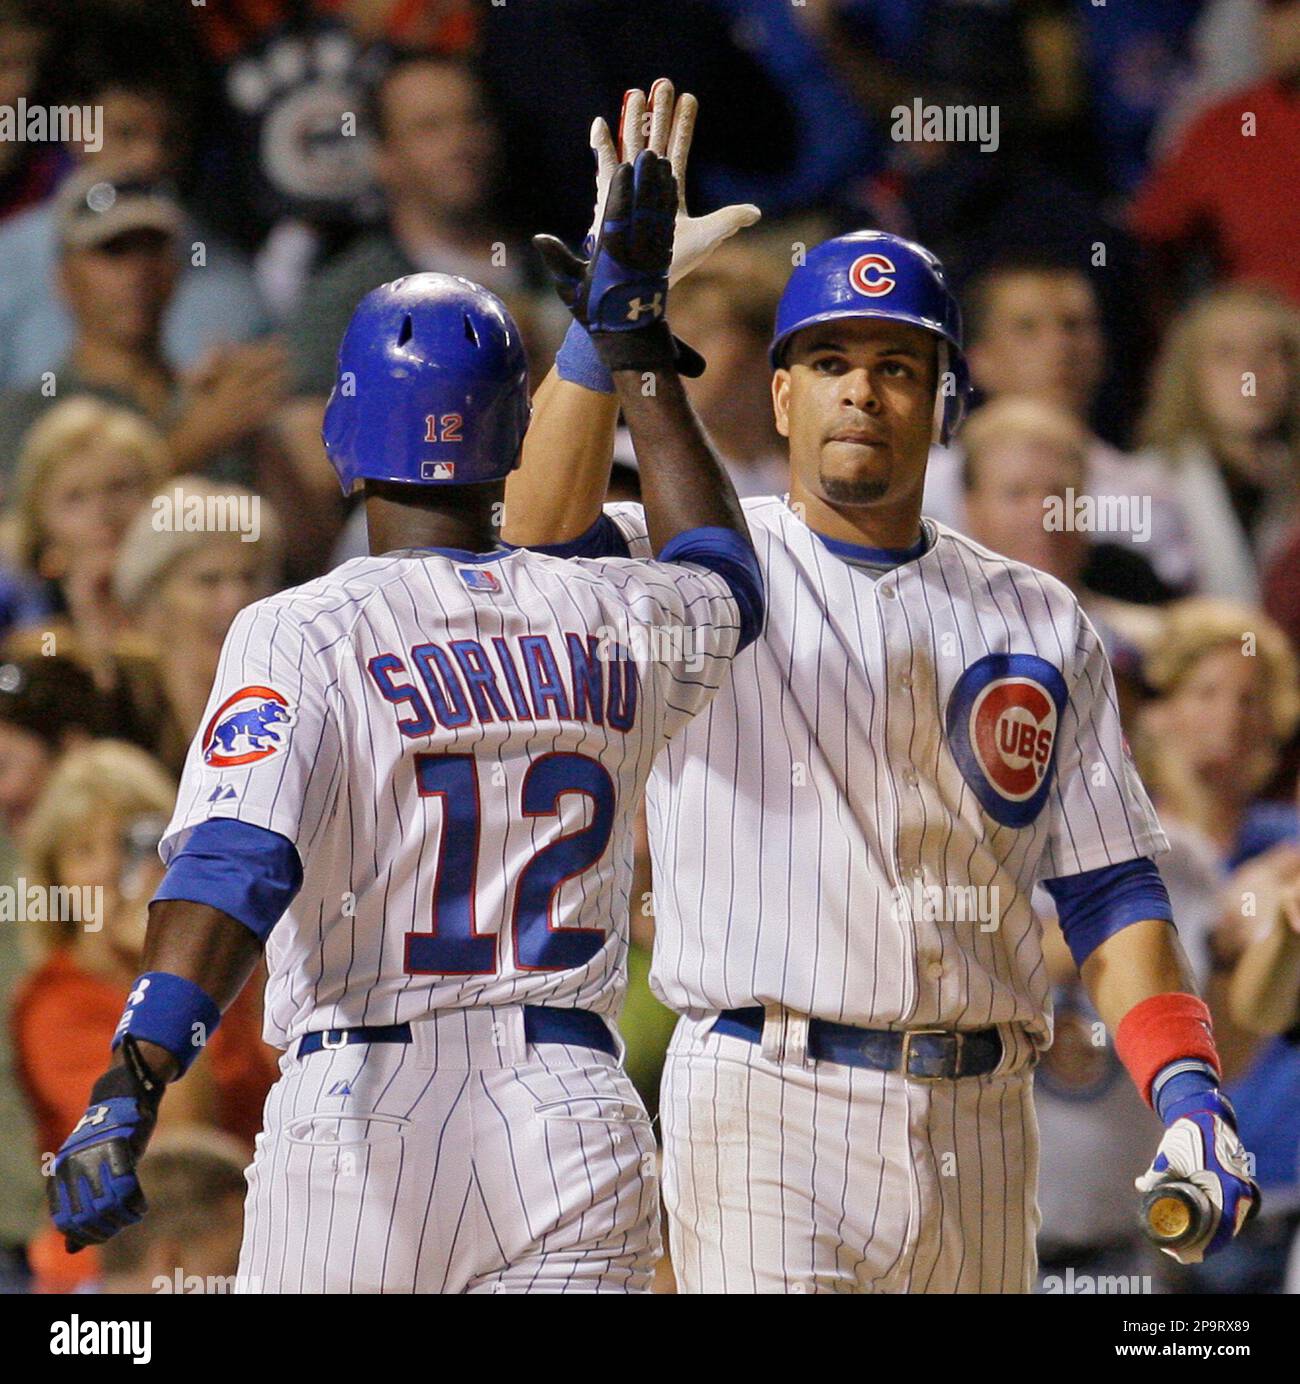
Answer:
[
  {"left": 503, "top": 368, "right": 620, "bottom": 546},
  {"left": 119, "top": 899, "right": 265, "bottom": 1083},
  {"left": 1080, "top": 917, "right": 1199, "bottom": 1033},
  {"left": 1227, "top": 915, "right": 1300, "bottom": 1035},
  {"left": 614, "top": 365, "right": 748, "bottom": 555}
]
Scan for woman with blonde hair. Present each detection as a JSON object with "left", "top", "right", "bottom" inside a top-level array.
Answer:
[
  {"left": 112, "top": 476, "right": 285, "bottom": 770},
  {"left": 2, "top": 397, "right": 168, "bottom": 682},
  {"left": 11, "top": 740, "right": 276, "bottom": 1148},
  {"left": 1137, "top": 286, "right": 1300, "bottom": 602},
  {"left": 1139, "top": 597, "right": 1300, "bottom": 861},
  {"left": 11, "top": 741, "right": 202, "bottom": 1159},
  {"left": 1136, "top": 598, "right": 1300, "bottom": 1291},
  {"left": 10, "top": 740, "right": 277, "bottom": 1291}
]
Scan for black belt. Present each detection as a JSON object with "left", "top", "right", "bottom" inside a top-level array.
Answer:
[
  {"left": 712, "top": 1006, "right": 1002, "bottom": 1080},
  {"left": 297, "top": 1007, "right": 617, "bottom": 1058}
]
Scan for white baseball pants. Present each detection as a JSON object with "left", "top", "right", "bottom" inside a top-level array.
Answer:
[
  {"left": 237, "top": 1007, "right": 661, "bottom": 1293},
  {"left": 660, "top": 1011, "right": 1040, "bottom": 1293}
]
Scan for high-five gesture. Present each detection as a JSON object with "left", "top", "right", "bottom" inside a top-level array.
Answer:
[
  {"left": 587, "top": 78, "right": 760, "bottom": 286},
  {"left": 535, "top": 150, "right": 701, "bottom": 376}
]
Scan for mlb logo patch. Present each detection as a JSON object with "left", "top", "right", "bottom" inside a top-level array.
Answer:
[
  {"left": 458, "top": 567, "right": 500, "bottom": 592},
  {"left": 422, "top": 461, "right": 456, "bottom": 480}
]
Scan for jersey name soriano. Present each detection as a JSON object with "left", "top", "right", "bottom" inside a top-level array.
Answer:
[
  {"left": 604, "top": 497, "right": 1167, "bottom": 1048},
  {"left": 162, "top": 547, "right": 742, "bottom": 1046}
]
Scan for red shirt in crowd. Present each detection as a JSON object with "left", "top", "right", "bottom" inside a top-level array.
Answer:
[
  {"left": 195, "top": 0, "right": 477, "bottom": 62},
  {"left": 13, "top": 949, "right": 279, "bottom": 1292},
  {"left": 1130, "top": 77, "right": 1300, "bottom": 306},
  {"left": 11, "top": 947, "right": 277, "bottom": 1158}
]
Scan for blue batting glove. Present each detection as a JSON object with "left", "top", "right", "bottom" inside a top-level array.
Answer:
[{"left": 49, "top": 1045, "right": 162, "bottom": 1252}]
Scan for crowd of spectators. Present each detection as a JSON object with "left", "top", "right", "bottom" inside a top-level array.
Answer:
[{"left": 1, "top": 0, "right": 1299, "bottom": 1296}]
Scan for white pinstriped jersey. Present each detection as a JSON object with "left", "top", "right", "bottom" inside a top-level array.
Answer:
[
  {"left": 160, "top": 545, "right": 742, "bottom": 1047},
  {"left": 606, "top": 496, "right": 1167, "bottom": 1045}
]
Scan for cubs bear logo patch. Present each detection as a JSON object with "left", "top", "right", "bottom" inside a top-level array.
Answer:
[
  {"left": 202, "top": 685, "right": 295, "bottom": 768},
  {"left": 945, "top": 653, "right": 1067, "bottom": 827}
]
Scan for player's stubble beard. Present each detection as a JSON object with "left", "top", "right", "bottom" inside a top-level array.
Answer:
[
  {"left": 820, "top": 472, "right": 890, "bottom": 506},
  {"left": 817, "top": 439, "right": 893, "bottom": 507}
]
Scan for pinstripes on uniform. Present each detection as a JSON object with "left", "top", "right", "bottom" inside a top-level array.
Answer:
[
  {"left": 602, "top": 495, "right": 1166, "bottom": 1293},
  {"left": 239, "top": 1009, "right": 661, "bottom": 1293},
  {"left": 163, "top": 543, "right": 743, "bottom": 1293},
  {"left": 660, "top": 1016, "right": 1038, "bottom": 1293},
  {"left": 605, "top": 497, "right": 1165, "bottom": 1034},
  {"left": 163, "top": 546, "right": 742, "bottom": 1044}
]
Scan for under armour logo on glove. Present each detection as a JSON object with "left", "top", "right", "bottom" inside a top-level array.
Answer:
[
  {"left": 626, "top": 293, "right": 664, "bottom": 321},
  {"left": 71, "top": 1105, "right": 110, "bottom": 1136},
  {"left": 49, "top": 1052, "right": 163, "bottom": 1253},
  {"left": 534, "top": 151, "right": 703, "bottom": 376}
]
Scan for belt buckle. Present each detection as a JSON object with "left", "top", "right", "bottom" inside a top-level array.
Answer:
[
  {"left": 321, "top": 1029, "right": 349, "bottom": 1050},
  {"left": 901, "top": 1028, "right": 961, "bottom": 1082}
]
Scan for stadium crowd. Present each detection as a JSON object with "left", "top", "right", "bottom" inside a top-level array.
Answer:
[{"left": 1, "top": 0, "right": 1299, "bottom": 1295}]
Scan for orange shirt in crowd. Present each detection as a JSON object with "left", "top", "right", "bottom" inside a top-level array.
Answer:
[
  {"left": 14, "top": 948, "right": 279, "bottom": 1292},
  {"left": 11, "top": 947, "right": 277, "bottom": 1158}
]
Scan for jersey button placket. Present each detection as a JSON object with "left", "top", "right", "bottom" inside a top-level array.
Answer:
[{"left": 881, "top": 575, "right": 924, "bottom": 1016}]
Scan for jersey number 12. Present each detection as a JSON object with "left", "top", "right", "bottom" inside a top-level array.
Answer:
[{"left": 404, "top": 752, "right": 614, "bottom": 976}]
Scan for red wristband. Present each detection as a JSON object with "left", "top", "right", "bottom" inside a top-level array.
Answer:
[{"left": 1114, "top": 992, "right": 1220, "bottom": 1108}]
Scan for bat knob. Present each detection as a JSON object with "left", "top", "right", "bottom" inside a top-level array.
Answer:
[{"left": 1141, "top": 1181, "right": 1213, "bottom": 1249}]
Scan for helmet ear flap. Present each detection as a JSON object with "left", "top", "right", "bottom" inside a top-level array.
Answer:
[
  {"left": 932, "top": 341, "right": 949, "bottom": 447},
  {"left": 932, "top": 340, "right": 969, "bottom": 447}
]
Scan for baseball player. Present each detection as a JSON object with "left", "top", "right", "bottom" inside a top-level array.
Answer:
[
  {"left": 47, "top": 151, "right": 765, "bottom": 1293},
  {"left": 505, "top": 80, "right": 1261, "bottom": 1292}
]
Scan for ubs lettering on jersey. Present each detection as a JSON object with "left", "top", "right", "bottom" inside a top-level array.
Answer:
[{"left": 366, "top": 633, "right": 638, "bottom": 735}]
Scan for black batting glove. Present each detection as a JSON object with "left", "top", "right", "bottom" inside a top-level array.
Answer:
[{"left": 534, "top": 150, "right": 704, "bottom": 376}]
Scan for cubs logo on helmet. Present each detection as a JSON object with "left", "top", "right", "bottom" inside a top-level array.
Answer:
[
  {"left": 203, "top": 685, "right": 295, "bottom": 768},
  {"left": 767, "top": 230, "right": 971, "bottom": 444},
  {"left": 945, "top": 654, "right": 1067, "bottom": 827},
  {"left": 848, "top": 253, "right": 896, "bottom": 297}
]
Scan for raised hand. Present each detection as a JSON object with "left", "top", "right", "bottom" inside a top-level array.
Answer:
[{"left": 587, "top": 78, "right": 760, "bottom": 287}]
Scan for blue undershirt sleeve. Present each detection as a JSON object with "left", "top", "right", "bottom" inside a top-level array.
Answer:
[
  {"left": 658, "top": 526, "right": 765, "bottom": 651},
  {"left": 153, "top": 818, "right": 304, "bottom": 944},
  {"left": 519, "top": 512, "right": 631, "bottom": 560},
  {"left": 1042, "top": 856, "right": 1173, "bottom": 970}
]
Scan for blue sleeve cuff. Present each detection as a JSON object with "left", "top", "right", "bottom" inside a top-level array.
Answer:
[
  {"left": 154, "top": 819, "right": 303, "bottom": 943},
  {"left": 1042, "top": 856, "right": 1173, "bottom": 970},
  {"left": 522, "top": 512, "right": 631, "bottom": 559},
  {"left": 659, "top": 526, "right": 765, "bottom": 651},
  {"left": 555, "top": 319, "right": 614, "bottom": 394}
]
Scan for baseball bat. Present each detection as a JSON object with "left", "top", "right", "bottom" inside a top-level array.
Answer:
[{"left": 1140, "top": 1180, "right": 1213, "bottom": 1250}]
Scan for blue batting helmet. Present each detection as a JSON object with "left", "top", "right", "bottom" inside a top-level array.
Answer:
[
  {"left": 769, "top": 231, "right": 970, "bottom": 444},
  {"left": 322, "top": 273, "right": 530, "bottom": 495}
]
